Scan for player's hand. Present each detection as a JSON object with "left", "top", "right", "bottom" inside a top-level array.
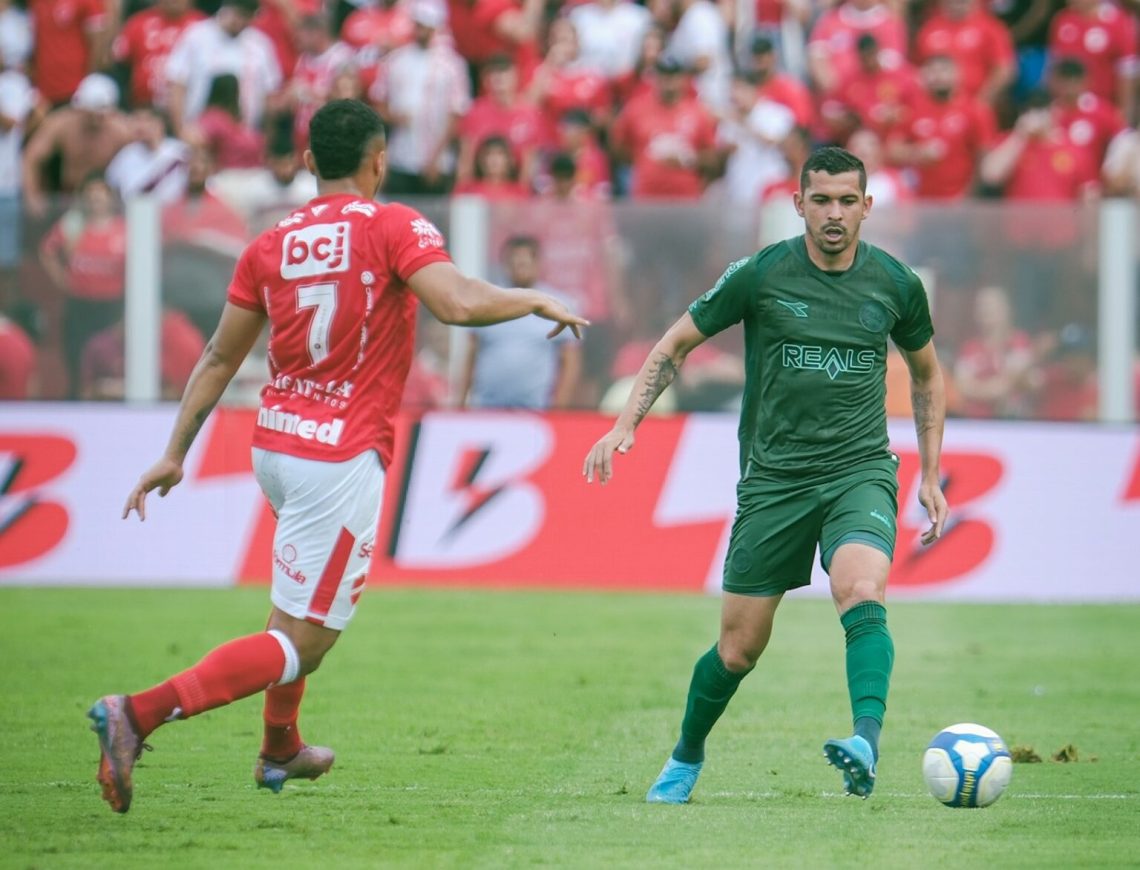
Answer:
[
  {"left": 122, "top": 457, "right": 185, "bottom": 521},
  {"left": 534, "top": 294, "right": 589, "bottom": 340},
  {"left": 917, "top": 478, "right": 948, "bottom": 545},
  {"left": 583, "top": 426, "right": 634, "bottom": 485}
]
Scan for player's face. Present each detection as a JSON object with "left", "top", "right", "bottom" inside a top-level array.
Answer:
[{"left": 794, "top": 170, "right": 870, "bottom": 257}]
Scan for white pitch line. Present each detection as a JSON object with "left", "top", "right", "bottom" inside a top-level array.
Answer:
[{"left": 702, "top": 791, "right": 1138, "bottom": 801}]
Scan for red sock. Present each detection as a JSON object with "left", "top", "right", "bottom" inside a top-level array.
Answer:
[
  {"left": 262, "top": 677, "right": 306, "bottom": 761},
  {"left": 128, "top": 633, "right": 287, "bottom": 738}
]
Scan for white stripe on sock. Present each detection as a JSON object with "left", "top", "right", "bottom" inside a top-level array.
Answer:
[{"left": 267, "top": 630, "right": 301, "bottom": 685}]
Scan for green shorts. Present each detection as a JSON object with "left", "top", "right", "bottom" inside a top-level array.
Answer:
[{"left": 722, "top": 454, "right": 900, "bottom": 597}]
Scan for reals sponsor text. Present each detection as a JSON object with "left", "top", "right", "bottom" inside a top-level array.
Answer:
[{"left": 281, "top": 222, "right": 351, "bottom": 279}]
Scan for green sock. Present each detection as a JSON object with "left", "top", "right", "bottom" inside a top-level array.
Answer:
[
  {"left": 841, "top": 601, "right": 893, "bottom": 762},
  {"left": 672, "top": 644, "right": 751, "bottom": 764}
]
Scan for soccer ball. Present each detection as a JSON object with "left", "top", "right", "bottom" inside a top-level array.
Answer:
[{"left": 922, "top": 723, "right": 1013, "bottom": 808}]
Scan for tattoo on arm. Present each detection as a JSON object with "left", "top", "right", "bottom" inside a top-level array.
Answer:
[
  {"left": 912, "top": 386, "right": 936, "bottom": 436},
  {"left": 633, "top": 352, "right": 679, "bottom": 425}
]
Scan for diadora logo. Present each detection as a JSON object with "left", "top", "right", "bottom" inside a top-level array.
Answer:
[
  {"left": 411, "top": 218, "right": 444, "bottom": 249},
  {"left": 777, "top": 299, "right": 809, "bottom": 318},
  {"left": 782, "top": 343, "right": 875, "bottom": 380},
  {"left": 281, "top": 222, "right": 351, "bottom": 279},
  {"left": 257, "top": 406, "right": 345, "bottom": 445}
]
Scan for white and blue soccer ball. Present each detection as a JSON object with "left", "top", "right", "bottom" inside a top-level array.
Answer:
[{"left": 922, "top": 723, "right": 1013, "bottom": 808}]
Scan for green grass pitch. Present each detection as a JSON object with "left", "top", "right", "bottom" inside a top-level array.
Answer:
[{"left": 1, "top": 587, "right": 1138, "bottom": 869}]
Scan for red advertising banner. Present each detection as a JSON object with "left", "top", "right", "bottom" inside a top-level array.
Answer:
[{"left": 1, "top": 405, "right": 1137, "bottom": 601}]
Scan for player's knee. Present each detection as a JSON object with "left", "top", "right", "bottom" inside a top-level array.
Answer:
[
  {"left": 717, "top": 641, "right": 762, "bottom": 674},
  {"left": 834, "top": 584, "right": 885, "bottom": 614}
]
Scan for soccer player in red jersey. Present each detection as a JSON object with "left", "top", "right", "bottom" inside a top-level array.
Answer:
[{"left": 89, "top": 99, "right": 586, "bottom": 814}]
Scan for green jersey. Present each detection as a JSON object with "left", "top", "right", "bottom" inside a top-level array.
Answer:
[{"left": 688, "top": 235, "right": 934, "bottom": 480}]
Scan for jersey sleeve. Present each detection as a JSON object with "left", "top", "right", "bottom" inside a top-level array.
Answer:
[
  {"left": 383, "top": 203, "right": 453, "bottom": 283},
  {"left": 687, "top": 255, "right": 758, "bottom": 337},
  {"left": 225, "top": 242, "right": 265, "bottom": 312},
  {"left": 889, "top": 265, "right": 934, "bottom": 351}
]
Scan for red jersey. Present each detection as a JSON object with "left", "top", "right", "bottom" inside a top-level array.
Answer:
[
  {"left": 41, "top": 217, "right": 126, "bottom": 301},
  {"left": 610, "top": 92, "right": 717, "bottom": 199},
  {"left": 341, "top": 5, "right": 413, "bottom": 52},
  {"left": 30, "top": 0, "right": 108, "bottom": 104},
  {"left": 808, "top": 3, "right": 909, "bottom": 89},
  {"left": 893, "top": 94, "right": 996, "bottom": 198},
  {"left": 1048, "top": 4, "right": 1138, "bottom": 103},
  {"left": 832, "top": 64, "right": 920, "bottom": 138},
  {"left": 113, "top": 6, "right": 205, "bottom": 107},
  {"left": 539, "top": 67, "right": 611, "bottom": 125},
  {"left": 460, "top": 97, "right": 553, "bottom": 164},
  {"left": 914, "top": 9, "right": 1015, "bottom": 99},
  {"left": 226, "top": 194, "right": 451, "bottom": 466},
  {"left": 449, "top": 0, "right": 539, "bottom": 78},
  {"left": 1002, "top": 130, "right": 1099, "bottom": 200},
  {"left": 1053, "top": 91, "right": 1129, "bottom": 164},
  {"left": 758, "top": 73, "right": 816, "bottom": 128}
]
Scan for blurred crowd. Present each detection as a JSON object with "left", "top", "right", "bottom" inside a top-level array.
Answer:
[{"left": 0, "top": 0, "right": 1139, "bottom": 418}]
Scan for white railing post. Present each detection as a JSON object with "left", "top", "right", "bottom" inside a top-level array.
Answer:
[
  {"left": 124, "top": 194, "right": 162, "bottom": 402},
  {"left": 446, "top": 195, "right": 489, "bottom": 398},
  {"left": 1097, "top": 199, "right": 1137, "bottom": 422}
]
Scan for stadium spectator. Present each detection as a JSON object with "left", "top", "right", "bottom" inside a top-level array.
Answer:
[
  {"left": 453, "top": 134, "right": 530, "bottom": 198},
  {"left": 210, "top": 127, "right": 318, "bottom": 229},
  {"left": 0, "top": 0, "right": 32, "bottom": 72},
  {"left": 446, "top": 0, "right": 543, "bottom": 82},
  {"left": 21, "top": 73, "right": 131, "bottom": 218},
  {"left": 846, "top": 128, "right": 911, "bottom": 203},
  {"left": 760, "top": 123, "right": 811, "bottom": 202},
  {"left": 990, "top": 0, "right": 1060, "bottom": 104},
  {"left": 822, "top": 33, "right": 919, "bottom": 143},
  {"left": 164, "top": 0, "right": 282, "bottom": 136},
  {"left": 163, "top": 143, "right": 248, "bottom": 246},
  {"left": 456, "top": 54, "right": 550, "bottom": 186},
  {"left": 914, "top": 0, "right": 1016, "bottom": 106},
  {"left": 0, "top": 308, "right": 35, "bottom": 398},
  {"left": 532, "top": 110, "right": 611, "bottom": 198},
  {"left": 609, "top": 54, "right": 718, "bottom": 199},
  {"left": 188, "top": 74, "right": 267, "bottom": 170},
  {"left": 953, "top": 284, "right": 1040, "bottom": 417},
  {"left": 30, "top": 0, "right": 110, "bottom": 106},
  {"left": 979, "top": 92, "right": 1100, "bottom": 201},
  {"left": 1048, "top": 56, "right": 1133, "bottom": 169},
  {"left": 526, "top": 17, "right": 612, "bottom": 130},
  {"left": 112, "top": 0, "right": 205, "bottom": 109},
  {"left": 39, "top": 172, "right": 126, "bottom": 398},
  {"left": 712, "top": 70, "right": 796, "bottom": 204},
  {"left": 458, "top": 235, "right": 582, "bottom": 409},
  {"left": 0, "top": 60, "right": 37, "bottom": 305},
  {"left": 1035, "top": 321, "right": 1098, "bottom": 420},
  {"left": 569, "top": 0, "right": 653, "bottom": 80},
  {"left": 252, "top": 0, "right": 319, "bottom": 77},
  {"left": 104, "top": 106, "right": 189, "bottom": 204},
  {"left": 79, "top": 307, "right": 206, "bottom": 400},
  {"left": 666, "top": 0, "right": 733, "bottom": 110},
  {"left": 886, "top": 54, "right": 997, "bottom": 199},
  {"left": 341, "top": 0, "right": 413, "bottom": 55},
  {"left": 289, "top": 11, "right": 357, "bottom": 155},
  {"left": 747, "top": 33, "right": 814, "bottom": 129},
  {"left": 1047, "top": 0, "right": 1138, "bottom": 121},
  {"left": 612, "top": 23, "right": 669, "bottom": 105},
  {"left": 372, "top": 0, "right": 470, "bottom": 196},
  {"left": 807, "top": 0, "right": 908, "bottom": 96}
]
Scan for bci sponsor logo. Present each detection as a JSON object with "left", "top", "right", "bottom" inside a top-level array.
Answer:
[
  {"left": 281, "top": 222, "right": 351, "bottom": 279},
  {"left": 257, "top": 407, "right": 345, "bottom": 445}
]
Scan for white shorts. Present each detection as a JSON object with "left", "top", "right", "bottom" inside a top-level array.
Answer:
[{"left": 252, "top": 448, "right": 384, "bottom": 631}]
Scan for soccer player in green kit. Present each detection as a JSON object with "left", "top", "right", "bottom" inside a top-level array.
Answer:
[{"left": 583, "top": 146, "right": 949, "bottom": 803}]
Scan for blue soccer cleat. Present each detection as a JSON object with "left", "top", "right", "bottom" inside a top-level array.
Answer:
[
  {"left": 646, "top": 757, "right": 703, "bottom": 804},
  {"left": 823, "top": 735, "right": 876, "bottom": 799}
]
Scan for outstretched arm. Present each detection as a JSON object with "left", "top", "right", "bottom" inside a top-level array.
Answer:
[
  {"left": 123, "top": 303, "right": 266, "bottom": 520},
  {"left": 583, "top": 312, "right": 708, "bottom": 484},
  {"left": 901, "top": 339, "right": 948, "bottom": 544},
  {"left": 408, "top": 261, "right": 587, "bottom": 336}
]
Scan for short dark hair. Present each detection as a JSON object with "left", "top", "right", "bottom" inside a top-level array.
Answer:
[
  {"left": 308, "top": 99, "right": 385, "bottom": 180},
  {"left": 502, "top": 234, "right": 540, "bottom": 258},
  {"left": 800, "top": 146, "right": 867, "bottom": 192}
]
